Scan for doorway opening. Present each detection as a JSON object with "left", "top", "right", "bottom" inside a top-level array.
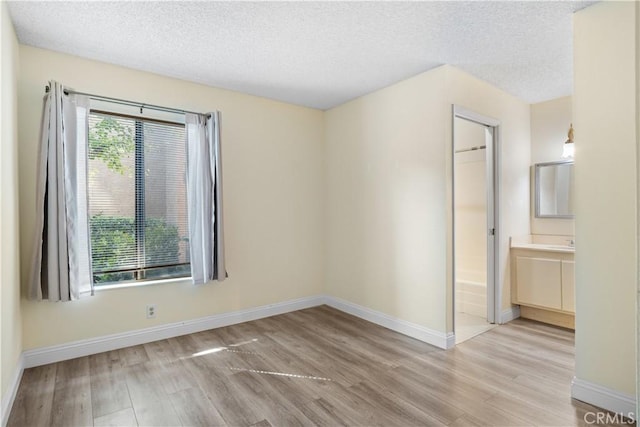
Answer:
[{"left": 452, "top": 106, "right": 500, "bottom": 344}]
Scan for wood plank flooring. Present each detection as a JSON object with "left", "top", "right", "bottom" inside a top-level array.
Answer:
[{"left": 7, "top": 305, "right": 623, "bottom": 426}]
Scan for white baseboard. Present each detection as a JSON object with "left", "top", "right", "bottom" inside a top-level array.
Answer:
[
  {"left": 23, "top": 295, "right": 325, "bottom": 368},
  {"left": 571, "top": 377, "right": 636, "bottom": 419},
  {"left": 324, "top": 296, "right": 452, "bottom": 349},
  {"left": 18, "top": 295, "right": 637, "bottom": 424},
  {"left": 21, "top": 294, "right": 454, "bottom": 370},
  {"left": 500, "top": 305, "right": 521, "bottom": 324},
  {"left": 1, "top": 353, "right": 24, "bottom": 427},
  {"left": 444, "top": 332, "right": 456, "bottom": 349}
]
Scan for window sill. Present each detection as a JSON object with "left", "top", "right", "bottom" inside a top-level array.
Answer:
[{"left": 94, "top": 276, "right": 193, "bottom": 292}]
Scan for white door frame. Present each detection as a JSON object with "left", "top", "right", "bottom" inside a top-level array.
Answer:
[{"left": 452, "top": 105, "right": 501, "bottom": 328}]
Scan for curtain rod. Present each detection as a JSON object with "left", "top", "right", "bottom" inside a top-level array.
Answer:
[
  {"left": 44, "top": 85, "right": 210, "bottom": 117},
  {"left": 455, "top": 145, "right": 486, "bottom": 154}
]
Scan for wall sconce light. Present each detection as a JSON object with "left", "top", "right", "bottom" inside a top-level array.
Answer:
[{"left": 562, "top": 124, "right": 574, "bottom": 159}]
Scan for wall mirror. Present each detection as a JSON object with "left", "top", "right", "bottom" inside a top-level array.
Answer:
[{"left": 535, "top": 160, "right": 575, "bottom": 218}]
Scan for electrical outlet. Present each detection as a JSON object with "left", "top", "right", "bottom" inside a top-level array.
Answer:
[{"left": 146, "top": 304, "right": 157, "bottom": 319}]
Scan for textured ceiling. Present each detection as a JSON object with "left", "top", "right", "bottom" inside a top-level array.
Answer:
[{"left": 8, "top": 1, "right": 595, "bottom": 110}]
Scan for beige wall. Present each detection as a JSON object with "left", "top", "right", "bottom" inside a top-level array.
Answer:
[
  {"left": 446, "top": 67, "right": 531, "bottom": 328},
  {"left": 530, "top": 96, "right": 574, "bottom": 237},
  {"left": 325, "top": 65, "right": 530, "bottom": 334},
  {"left": 325, "top": 67, "right": 449, "bottom": 332},
  {"left": 637, "top": 0, "right": 640, "bottom": 417},
  {"left": 574, "top": 1, "right": 637, "bottom": 396},
  {"left": 5, "top": 2, "right": 637, "bottom": 413},
  {"left": 531, "top": 96, "right": 573, "bottom": 164},
  {"left": 18, "top": 46, "right": 325, "bottom": 349},
  {"left": 0, "top": 1, "right": 23, "bottom": 410}
]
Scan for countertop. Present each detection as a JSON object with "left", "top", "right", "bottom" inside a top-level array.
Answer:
[{"left": 510, "top": 242, "right": 575, "bottom": 254}]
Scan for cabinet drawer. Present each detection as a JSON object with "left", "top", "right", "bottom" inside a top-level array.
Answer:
[{"left": 515, "top": 256, "right": 562, "bottom": 310}]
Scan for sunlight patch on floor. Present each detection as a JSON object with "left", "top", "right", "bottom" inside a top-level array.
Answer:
[{"left": 229, "top": 367, "right": 332, "bottom": 381}]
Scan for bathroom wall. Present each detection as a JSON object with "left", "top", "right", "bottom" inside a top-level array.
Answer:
[
  {"left": 574, "top": 0, "right": 636, "bottom": 398},
  {"left": 531, "top": 96, "right": 572, "bottom": 164},
  {"left": 454, "top": 118, "right": 488, "bottom": 318},
  {"left": 454, "top": 118, "right": 487, "bottom": 284},
  {"left": 530, "top": 96, "right": 574, "bottom": 237}
]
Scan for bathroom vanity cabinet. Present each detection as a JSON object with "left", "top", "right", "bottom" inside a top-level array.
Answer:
[{"left": 510, "top": 244, "right": 575, "bottom": 329}]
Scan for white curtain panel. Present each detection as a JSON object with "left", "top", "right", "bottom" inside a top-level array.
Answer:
[
  {"left": 185, "top": 111, "right": 226, "bottom": 285},
  {"left": 210, "top": 111, "right": 226, "bottom": 281},
  {"left": 28, "top": 81, "right": 93, "bottom": 301}
]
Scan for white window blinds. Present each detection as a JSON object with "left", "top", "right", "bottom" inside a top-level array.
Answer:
[{"left": 87, "top": 111, "right": 191, "bottom": 285}]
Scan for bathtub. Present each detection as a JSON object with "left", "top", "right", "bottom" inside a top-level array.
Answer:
[{"left": 455, "top": 277, "right": 487, "bottom": 318}]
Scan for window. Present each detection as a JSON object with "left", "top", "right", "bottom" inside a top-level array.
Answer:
[{"left": 87, "top": 108, "right": 191, "bottom": 286}]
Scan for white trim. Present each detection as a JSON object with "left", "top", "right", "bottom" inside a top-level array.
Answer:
[
  {"left": 324, "top": 296, "right": 451, "bottom": 349},
  {"left": 445, "top": 332, "right": 456, "bottom": 349},
  {"left": 95, "top": 277, "right": 193, "bottom": 292},
  {"left": 1, "top": 354, "right": 24, "bottom": 427},
  {"left": 453, "top": 105, "right": 501, "bottom": 127},
  {"left": 451, "top": 105, "right": 502, "bottom": 332},
  {"left": 571, "top": 377, "right": 636, "bottom": 419},
  {"left": 500, "top": 305, "right": 521, "bottom": 324},
  {"left": 493, "top": 124, "right": 502, "bottom": 325},
  {"left": 20, "top": 295, "right": 453, "bottom": 372},
  {"left": 23, "top": 295, "right": 325, "bottom": 368}
]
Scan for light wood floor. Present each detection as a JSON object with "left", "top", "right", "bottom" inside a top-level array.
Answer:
[{"left": 8, "top": 305, "right": 620, "bottom": 426}]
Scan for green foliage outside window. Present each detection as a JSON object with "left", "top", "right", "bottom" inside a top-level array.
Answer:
[
  {"left": 89, "top": 215, "right": 183, "bottom": 284},
  {"left": 89, "top": 116, "right": 188, "bottom": 285},
  {"left": 88, "top": 117, "right": 134, "bottom": 175}
]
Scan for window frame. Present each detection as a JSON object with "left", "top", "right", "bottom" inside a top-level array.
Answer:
[{"left": 87, "top": 103, "right": 192, "bottom": 288}]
